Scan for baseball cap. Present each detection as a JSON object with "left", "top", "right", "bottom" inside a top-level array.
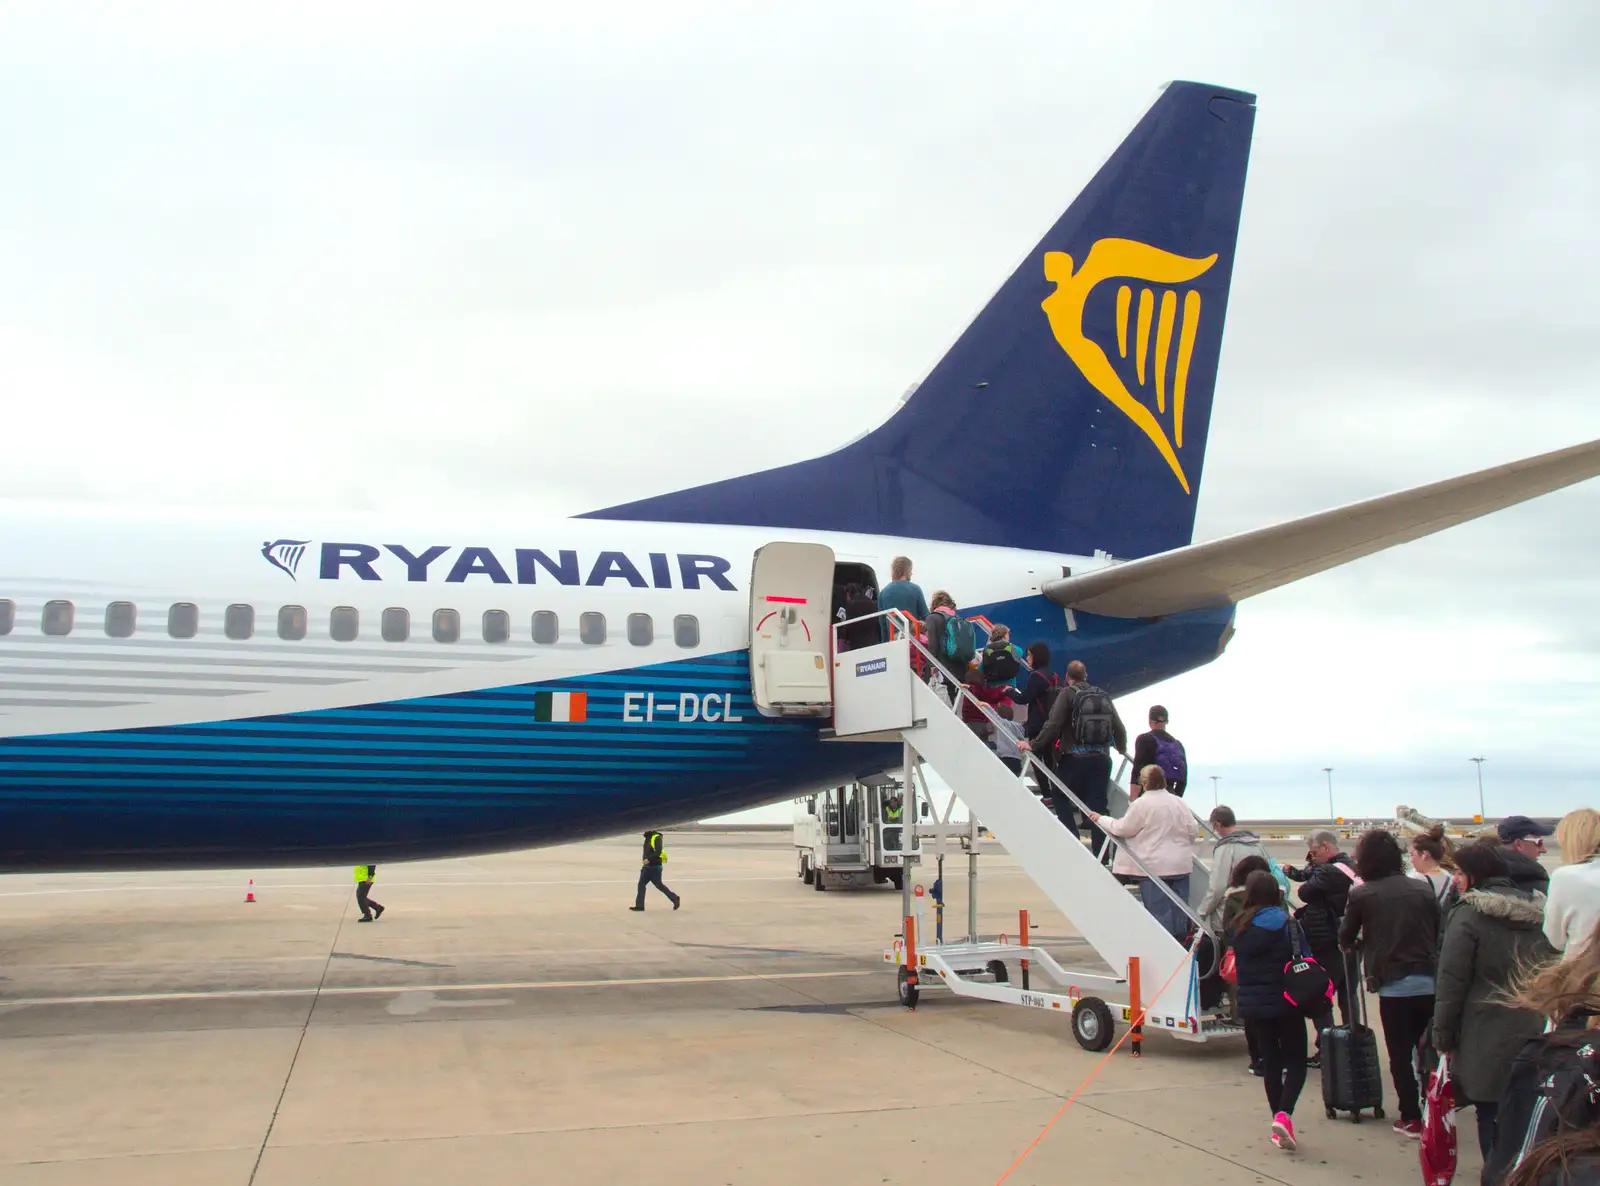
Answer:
[
  {"left": 1148, "top": 705, "right": 1169, "bottom": 723},
  {"left": 1497, "top": 815, "right": 1555, "bottom": 843}
]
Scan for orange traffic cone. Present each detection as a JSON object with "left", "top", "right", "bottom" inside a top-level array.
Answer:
[{"left": 245, "top": 878, "right": 256, "bottom": 903}]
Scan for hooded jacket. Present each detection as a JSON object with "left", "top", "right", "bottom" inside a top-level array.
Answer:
[
  {"left": 1198, "top": 829, "right": 1269, "bottom": 931},
  {"left": 1231, "top": 905, "right": 1295, "bottom": 1020},
  {"left": 1500, "top": 844, "right": 1552, "bottom": 896},
  {"left": 1432, "top": 879, "right": 1555, "bottom": 1105}
]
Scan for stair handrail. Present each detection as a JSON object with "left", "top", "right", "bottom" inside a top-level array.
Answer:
[
  {"left": 831, "top": 607, "right": 1223, "bottom": 844},
  {"left": 897, "top": 632, "right": 1209, "bottom": 943}
]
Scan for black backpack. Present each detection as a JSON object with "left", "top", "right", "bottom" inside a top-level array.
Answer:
[
  {"left": 1070, "top": 684, "right": 1117, "bottom": 747},
  {"left": 980, "top": 643, "right": 1020, "bottom": 684},
  {"left": 1486, "top": 1020, "right": 1600, "bottom": 1184}
]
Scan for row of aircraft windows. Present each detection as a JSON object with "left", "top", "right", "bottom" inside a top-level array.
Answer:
[{"left": 0, "top": 599, "right": 701, "bottom": 648}]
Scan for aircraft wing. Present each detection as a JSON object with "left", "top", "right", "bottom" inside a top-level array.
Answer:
[{"left": 1040, "top": 438, "right": 1600, "bottom": 618}]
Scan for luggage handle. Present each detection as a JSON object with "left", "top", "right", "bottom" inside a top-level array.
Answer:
[{"left": 1343, "top": 947, "right": 1369, "bottom": 1029}]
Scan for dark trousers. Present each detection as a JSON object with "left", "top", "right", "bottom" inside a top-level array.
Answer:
[
  {"left": 1245, "top": 1013, "right": 1308, "bottom": 1116},
  {"left": 356, "top": 879, "right": 381, "bottom": 919},
  {"left": 1311, "top": 962, "right": 1354, "bottom": 1048},
  {"left": 1058, "top": 752, "right": 1112, "bottom": 856},
  {"left": 1474, "top": 1101, "right": 1499, "bottom": 1159},
  {"left": 635, "top": 864, "right": 679, "bottom": 909},
  {"left": 1379, "top": 994, "right": 1435, "bottom": 1123}
]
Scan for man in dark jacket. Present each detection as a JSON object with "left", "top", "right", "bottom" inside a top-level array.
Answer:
[
  {"left": 630, "top": 830, "right": 681, "bottom": 912},
  {"left": 1496, "top": 815, "right": 1554, "bottom": 896},
  {"left": 1019, "top": 660, "right": 1127, "bottom": 856},
  {"left": 1129, "top": 705, "right": 1187, "bottom": 796},
  {"left": 1284, "top": 829, "right": 1358, "bottom": 1053}
]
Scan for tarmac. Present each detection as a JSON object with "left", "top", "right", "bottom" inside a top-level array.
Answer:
[{"left": 0, "top": 832, "right": 1463, "bottom": 1185}]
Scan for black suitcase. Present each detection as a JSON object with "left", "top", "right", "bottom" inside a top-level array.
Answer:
[{"left": 1321, "top": 952, "right": 1385, "bottom": 1122}]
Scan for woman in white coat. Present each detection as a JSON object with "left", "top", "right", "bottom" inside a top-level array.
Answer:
[{"left": 1545, "top": 807, "right": 1600, "bottom": 960}]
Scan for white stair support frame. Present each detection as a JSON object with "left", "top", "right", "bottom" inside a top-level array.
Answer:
[
  {"left": 900, "top": 677, "right": 1196, "bottom": 1022},
  {"left": 830, "top": 611, "right": 1219, "bottom": 1034}
]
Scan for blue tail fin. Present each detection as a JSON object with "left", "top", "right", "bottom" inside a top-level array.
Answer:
[{"left": 584, "top": 81, "right": 1256, "bottom": 559}]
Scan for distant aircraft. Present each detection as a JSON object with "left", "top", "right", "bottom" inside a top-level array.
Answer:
[{"left": 2, "top": 80, "right": 1595, "bottom": 872}]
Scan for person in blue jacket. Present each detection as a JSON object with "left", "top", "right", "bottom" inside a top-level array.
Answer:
[{"left": 1231, "top": 870, "right": 1306, "bottom": 1154}]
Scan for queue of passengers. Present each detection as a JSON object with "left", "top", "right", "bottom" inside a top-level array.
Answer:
[{"left": 833, "top": 558, "right": 1600, "bottom": 1177}]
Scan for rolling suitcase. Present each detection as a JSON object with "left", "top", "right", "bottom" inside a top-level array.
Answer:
[{"left": 1321, "top": 952, "right": 1385, "bottom": 1122}]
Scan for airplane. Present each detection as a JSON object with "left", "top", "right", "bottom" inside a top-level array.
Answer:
[{"left": 2, "top": 79, "right": 1597, "bottom": 874}]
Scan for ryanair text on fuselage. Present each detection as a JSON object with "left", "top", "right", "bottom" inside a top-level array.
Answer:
[{"left": 288, "top": 542, "right": 738, "bottom": 590}]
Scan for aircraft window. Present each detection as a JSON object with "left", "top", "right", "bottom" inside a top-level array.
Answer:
[
  {"left": 627, "top": 613, "right": 652, "bottom": 646},
  {"left": 104, "top": 601, "right": 137, "bottom": 638},
  {"left": 532, "top": 610, "right": 559, "bottom": 645},
  {"left": 481, "top": 609, "right": 510, "bottom": 643},
  {"left": 673, "top": 614, "right": 699, "bottom": 648},
  {"left": 42, "top": 600, "right": 75, "bottom": 636},
  {"left": 0, "top": 599, "right": 13, "bottom": 635},
  {"left": 168, "top": 603, "right": 199, "bottom": 639},
  {"left": 225, "top": 604, "right": 255, "bottom": 640},
  {"left": 432, "top": 608, "right": 460, "bottom": 643},
  {"left": 278, "top": 605, "right": 308, "bottom": 641},
  {"left": 579, "top": 612, "right": 606, "bottom": 645},
  {"left": 381, "top": 607, "right": 409, "bottom": 642},
  {"left": 330, "top": 606, "right": 359, "bottom": 642}
]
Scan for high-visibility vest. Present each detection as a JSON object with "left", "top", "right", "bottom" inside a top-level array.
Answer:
[
  {"left": 885, "top": 805, "right": 903, "bottom": 822},
  {"left": 353, "top": 864, "right": 372, "bottom": 883}
]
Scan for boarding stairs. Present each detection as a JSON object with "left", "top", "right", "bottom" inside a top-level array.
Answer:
[{"left": 824, "top": 613, "right": 1241, "bottom": 1048}]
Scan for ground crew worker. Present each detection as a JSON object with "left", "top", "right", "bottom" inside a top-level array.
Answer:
[
  {"left": 884, "top": 793, "right": 904, "bottom": 823},
  {"left": 354, "top": 863, "right": 384, "bottom": 922},
  {"left": 630, "top": 830, "right": 681, "bottom": 911}
]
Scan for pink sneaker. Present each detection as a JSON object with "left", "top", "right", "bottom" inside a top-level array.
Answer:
[
  {"left": 1271, "top": 1112, "right": 1296, "bottom": 1151},
  {"left": 1393, "top": 1118, "right": 1422, "bottom": 1138}
]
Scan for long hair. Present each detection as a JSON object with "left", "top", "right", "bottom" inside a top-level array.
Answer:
[
  {"left": 1505, "top": 920, "right": 1600, "bottom": 1186},
  {"left": 1232, "top": 870, "right": 1283, "bottom": 936},
  {"left": 1558, "top": 808, "right": 1600, "bottom": 867}
]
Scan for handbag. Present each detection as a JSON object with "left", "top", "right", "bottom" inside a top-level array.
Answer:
[
  {"left": 1419, "top": 1053, "right": 1458, "bottom": 1185},
  {"left": 1220, "top": 947, "right": 1239, "bottom": 985},
  {"left": 1281, "top": 918, "right": 1335, "bottom": 1016}
]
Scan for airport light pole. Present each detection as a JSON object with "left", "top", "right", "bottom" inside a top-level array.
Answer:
[
  {"left": 1471, "top": 756, "right": 1486, "bottom": 821},
  {"left": 1210, "top": 775, "right": 1220, "bottom": 810},
  {"left": 1323, "top": 767, "right": 1335, "bottom": 822}
]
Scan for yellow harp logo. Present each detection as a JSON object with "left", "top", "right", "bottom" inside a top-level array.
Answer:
[{"left": 1040, "top": 238, "right": 1217, "bottom": 494}]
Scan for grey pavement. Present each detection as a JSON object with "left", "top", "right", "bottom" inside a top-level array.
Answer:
[{"left": 0, "top": 833, "right": 1451, "bottom": 1184}]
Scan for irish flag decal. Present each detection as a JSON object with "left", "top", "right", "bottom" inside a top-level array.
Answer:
[{"left": 533, "top": 690, "right": 588, "bottom": 723}]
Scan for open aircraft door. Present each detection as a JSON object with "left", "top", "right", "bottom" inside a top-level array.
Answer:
[{"left": 749, "top": 542, "right": 835, "bottom": 718}]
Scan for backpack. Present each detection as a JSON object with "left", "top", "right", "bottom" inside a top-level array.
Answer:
[
  {"left": 1282, "top": 918, "right": 1336, "bottom": 1016},
  {"left": 1070, "top": 684, "right": 1117, "bottom": 747},
  {"left": 980, "top": 642, "right": 1020, "bottom": 684},
  {"left": 940, "top": 614, "right": 976, "bottom": 667},
  {"left": 1486, "top": 1020, "right": 1600, "bottom": 1185},
  {"left": 1151, "top": 734, "right": 1187, "bottom": 785}
]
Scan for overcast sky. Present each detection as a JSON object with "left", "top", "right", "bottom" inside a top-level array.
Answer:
[{"left": 1, "top": 3, "right": 1596, "bottom": 824}]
